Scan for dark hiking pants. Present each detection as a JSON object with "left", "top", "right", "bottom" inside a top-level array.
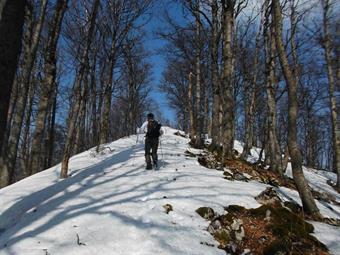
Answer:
[{"left": 145, "top": 137, "right": 159, "bottom": 167}]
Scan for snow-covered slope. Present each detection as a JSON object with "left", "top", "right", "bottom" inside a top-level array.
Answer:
[{"left": 0, "top": 127, "right": 339, "bottom": 255}]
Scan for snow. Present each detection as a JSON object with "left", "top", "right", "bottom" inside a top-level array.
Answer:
[
  {"left": 0, "top": 127, "right": 339, "bottom": 254},
  {"left": 234, "top": 140, "right": 262, "bottom": 163}
]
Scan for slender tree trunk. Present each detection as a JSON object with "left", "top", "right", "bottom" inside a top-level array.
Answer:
[
  {"left": 6, "top": 79, "right": 19, "bottom": 142},
  {"left": 0, "top": 0, "right": 47, "bottom": 186},
  {"left": 100, "top": 34, "right": 118, "bottom": 144},
  {"left": 264, "top": 0, "right": 282, "bottom": 174},
  {"left": 90, "top": 55, "right": 97, "bottom": 147},
  {"left": 321, "top": 0, "right": 340, "bottom": 190},
  {"left": 221, "top": 0, "right": 235, "bottom": 160},
  {"left": 0, "top": 0, "right": 26, "bottom": 157},
  {"left": 46, "top": 92, "right": 57, "bottom": 168},
  {"left": 194, "top": 0, "right": 203, "bottom": 148},
  {"left": 60, "top": 0, "right": 99, "bottom": 178},
  {"left": 272, "top": 0, "right": 321, "bottom": 218},
  {"left": 210, "top": 0, "right": 221, "bottom": 150},
  {"left": 29, "top": 0, "right": 68, "bottom": 176},
  {"left": 75, "top": 75, "right": 88, "bottom": 153},
  {"left": 188, "top": 72, "right": 196, "bottom": 139},
  {"left": 21, "top": 74, "right": 37, "bottom": 177}
]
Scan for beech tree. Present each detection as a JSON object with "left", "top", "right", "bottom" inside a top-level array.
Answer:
[{"left": 0, "top": 0, "right": 26, "bottom": 155}]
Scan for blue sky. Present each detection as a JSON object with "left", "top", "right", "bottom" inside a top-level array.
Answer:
[{"left": 142, "top": 1, "right": 187, "bottom": 123}]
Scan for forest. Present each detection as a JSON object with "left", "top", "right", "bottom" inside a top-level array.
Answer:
[{"left": 0, "top": 0, "right": 339, "bottom": 220}]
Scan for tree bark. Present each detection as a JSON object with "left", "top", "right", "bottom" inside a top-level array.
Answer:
[
  {"left": 272, "top": 0, "right": 321, "bottom": 217},
  {"left": 221, "top": 0, "right": 235, "bottom": 160},
  {"left": 264, "top": 0, "right": 282, "bottom": 174},
  {"left": 210, "top": 0, "right": 221, "bottom": 150},
  {"left": 194, "top": 0, "right": 204, "bottom": 148},
  {"left": 321, "top": 0, "right": 340, "bottom": 190},
  {"left": 188, "top": 72, "right": 196, "bottom": 139},
  {"left": 100, "top": 36, "right": 117, "bottom": 145},
  {"left": 0, "top": 0, "right": 47, "bottom": 186},
  {"left": 0, "top": 0, "right": 26, "bottom": 156}
]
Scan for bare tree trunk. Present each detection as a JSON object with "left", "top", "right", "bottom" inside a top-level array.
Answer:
[
  {"left": 194, "top": 0, "right": 203, "bottom": 148},
  {"left": 321, "top": 0, "right": 340, "bottom": 191},
  {"left": 75, "top": 75, "right": 88, "bottom": 153},
  {"left": 60, "top": 0, "right": 99, "bottom": 178},
  {"left": 124, "top": 44, "right": 137, "bottom": 136},
  {"left": 29, "top": 0, "right": 68, "bottom": 176},
  {"left": 221, "top": 0, "right": 235, "bottom": 160},
  {"left": 90, "top": 54, "right": 97, "bottom": 147},
  {"left": 0, "top": 0, "right": 26, "bottom": 157},
  {"left": 46, "top": 92, "right": 57, "bottom": 168},
  {"left": 188, "top": 72, "right": 196, "bottom": 139},
  {"left": 0, "top": 0, "right": 47, "bottom": 186},
  {"left": 100, "top": 40, "right": 117, "bottom": 144},
  {"left": 264, "top": 0, "right": 282, "bottom": 174},
  {"left": 272, "top": 0, "right": 321, "bottom": 218},
  {"left": 210, "top": 0, "right": 221, "bottom": 150},
  {"left": 21, "top": 74, "right": 37, "bottom": 177}
]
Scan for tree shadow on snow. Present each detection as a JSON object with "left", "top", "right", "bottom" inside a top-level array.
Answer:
[{"left": 0, "top": 145, "right": 210, "bottom": 254}]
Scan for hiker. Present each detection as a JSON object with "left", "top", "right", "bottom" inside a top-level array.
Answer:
[{"left": 138, "top": 113, "right": 163, "bottom": 170}]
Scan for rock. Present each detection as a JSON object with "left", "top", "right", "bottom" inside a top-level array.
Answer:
[
  {"left": 163, "top": 204, "right": 173, "bottom": 214},
  {"left": 223, "top": 171, "right": 234, "bottom": 181},
  {"left": 207, "top": 225, "right": 216, "bottom": 234},
  {"left": 211, "top": 219, "right": 222, "bottom": 230},
  {"left": 234, "top": 226, "right": 245, "bottom": 242},
  {"left": 255, "top": 187, "right": 282, "bottom": 205},
  {"left": 231, "top": 219, "right": 245, "bottom": 242},
  {"left": 233, "top": 173, "right": 249, "bottom": 182},
  {"left": 231, "top": 219, "right": 243, "bottom": 231},
  {"left": 264, "top": 209, "right": 271, "bottom": 222},
  {"left": 196, "top": 207, "right": 215, "bottom": 220}
]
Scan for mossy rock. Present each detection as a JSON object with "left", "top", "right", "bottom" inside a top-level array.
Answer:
[
  {"left": 196, "top": 207, "right": 215, "bottom": 220},
  {"left": 214, "top": 229, "right": 230, "bottom": 246},
  {"left": 226, "top": 205, "right": 246, "bottom": 214}
]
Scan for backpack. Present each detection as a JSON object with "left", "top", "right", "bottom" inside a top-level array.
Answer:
[{"left": 146, "top": 120, "right": 162, "bottom": 138}]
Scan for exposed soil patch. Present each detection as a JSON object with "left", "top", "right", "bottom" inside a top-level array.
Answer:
[{"left": 197, "top": 204, "right": 330, "bottom": 255}]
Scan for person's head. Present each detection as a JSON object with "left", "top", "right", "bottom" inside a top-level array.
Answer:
[{"left": 147, "top": 112, "right": 154, "bottom": 121}]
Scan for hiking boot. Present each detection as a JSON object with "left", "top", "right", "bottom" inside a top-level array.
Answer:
[{"left": 146, "top": 164, "right": 152, "bottom": 170}]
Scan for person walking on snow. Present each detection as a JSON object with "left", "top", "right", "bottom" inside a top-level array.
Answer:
[{"left": 138, "top": 113, "right": 163, "bottom": 170}]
